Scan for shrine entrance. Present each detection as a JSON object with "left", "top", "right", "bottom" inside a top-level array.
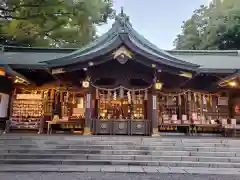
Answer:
[{"left": 91, "top": 86, "right": 151, "bottom": 135}]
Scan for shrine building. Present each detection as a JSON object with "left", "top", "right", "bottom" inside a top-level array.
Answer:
[{"left": 0, "top": 10, "right": 239, "bottom": 136}]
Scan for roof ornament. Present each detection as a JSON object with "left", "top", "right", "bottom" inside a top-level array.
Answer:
[
  {"left": 120, "top": 6, "right": 124, "bottom": 16},
  {"left": 112, "top": 7, "right": 131, "bottom": 31},
  {"left": 113, "top": 46, "right": 132, "bottom": 64}
]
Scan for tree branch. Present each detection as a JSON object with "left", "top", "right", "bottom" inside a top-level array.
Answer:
[
  {"left": 0, "top": 12, "right": 74, "bottom": 20},
  {"left": 0, "top": 0, "right": 66, "bottom": 15}
]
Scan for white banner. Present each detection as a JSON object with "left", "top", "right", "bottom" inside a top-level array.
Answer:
[
  {"left": 86, "top": 94, "right": 91, "bottom": 108},
  {"left": 152, "top": 95, "right": 157, "bottom": 110},
  {"left": 0, "top": 93, "right": 9, "bottom": 118}
]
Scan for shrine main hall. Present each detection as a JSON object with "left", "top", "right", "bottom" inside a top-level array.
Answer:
[{"left": 0, "top": 11, "right": 239, "bottom": 136}]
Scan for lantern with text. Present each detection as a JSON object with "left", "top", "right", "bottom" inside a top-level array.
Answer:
[
  {"left": 155, "top": 82, "right": 163, "bottom": 90},
  {"left": 82, "top": 81, "right": 90, "bottom": 88}
]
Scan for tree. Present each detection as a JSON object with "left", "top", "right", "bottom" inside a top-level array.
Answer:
[
  {"left": 0, "top": 0, "right": 115, "bottom": 47},
  {"left": 174, "top": 0, "right": 240, "bottom": 50}
]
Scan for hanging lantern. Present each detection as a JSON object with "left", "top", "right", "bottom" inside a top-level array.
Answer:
[
  {"left": 138, "top": 90, "right": 141, "bottom": 101},
  {"left": 127, "top": 91, "right": 131, "bottom": 103},
  {"left": 113, "top": 91, "right": 117, "bottom": 100},
  {"left": 43, "top": 90, "right": 48, "bottom": 99},
  {"left": 132, "top": 90, "right": 135, "bottom": 103},
  {"left": 55, "top": 91, "right": 58, "bottom": 105},
  {"left": 96, "top": 88, "right": 99, "bottom": 99},
  {"left": 107, "top": 90, "right": 111, "bottom": 101},
  {"left": 209, "top": 95, "right": 213, "bottom": 106},
  {"left": 120, "top": 87, "right": 124, "bottom": 98},
  {"left": 66, "top": 91, "right": 69, "bottom": 103},
  {"left": 72, "top": 92, "right": 76, "bottom": 104},
  {"left": 178, "top": 94, "right": 181, "bottom": 106},
  {"left": 155, "top": 81, "right": 163, "bottom": 90},
  {"left": 203, "top": 95, "right": 207, "bottom": 105},
  {"left": 188, "top": 92, "right": 191, "bottom": 102},
  {"left": 194, "top": 93, "right": 197, "bottom": 102},
  {"left": 144, "top": 89, "right": 148, "bottom": 100},
  {"left": 60, "top": 91, "right": 63, "bottom": 103},
  {"left": 50, "top": 89, "right": 55, "bottom": 99}
]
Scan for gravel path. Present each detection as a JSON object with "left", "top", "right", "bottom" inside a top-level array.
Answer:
[{"left": 1, "top": 172, "right": 240, "bottom": 180}]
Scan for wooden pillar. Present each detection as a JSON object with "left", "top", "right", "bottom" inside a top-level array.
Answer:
[{"left": 151, "top": 88, "right": 160, "bottom": 136}]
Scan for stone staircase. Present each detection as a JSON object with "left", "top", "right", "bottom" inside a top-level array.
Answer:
[{"left": 1, "top": 135, "right": 240, "bottom": 168}]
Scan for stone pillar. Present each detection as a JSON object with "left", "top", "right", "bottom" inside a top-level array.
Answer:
[
  {"left": 84, "top": 93, "right": 92, "bottom": 135},
  {"left": 151, "top": 90, "right": 160, "bottom": 136}
]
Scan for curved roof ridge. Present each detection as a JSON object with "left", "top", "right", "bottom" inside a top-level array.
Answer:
[
  {"left": 126, "top": 23, "right": 199, "bottom": 67},
  {"left": 47, "top": 32, "right": 120, "bottom": 67}
]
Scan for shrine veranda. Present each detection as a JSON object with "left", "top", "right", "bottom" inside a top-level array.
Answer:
[{"left": 0, "top": 10, "right": 239, "bottom": 136}]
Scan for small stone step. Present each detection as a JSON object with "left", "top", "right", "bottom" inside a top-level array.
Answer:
[
  {"left": 2, "top": 153, "right": 240, "bottom": 163},
  {"left": 0, "top": 159, "right": 240, "bottom": 168},
  {"left": 1, "top": 148, "right": 238, "bottom": 157},
  {"left": 3, "top": 144, "right": 240, "bottom": 152}
]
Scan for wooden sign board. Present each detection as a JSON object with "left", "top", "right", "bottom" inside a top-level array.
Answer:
[
  {"left": 218, "top": 97, "right": 228, "bottom": 106},
  {"left": 16, "top": 94, "right": 42, "bottom": 100},
  {"left": 52, "top": 68, "right": 65, "bottom": 74}
]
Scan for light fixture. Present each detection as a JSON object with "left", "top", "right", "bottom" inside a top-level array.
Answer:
[
  {"left": 155, "top": 81, "right": 163, "bottom": 90},
  {"left": 14, "top": 76, "right": 26, "bottom": 84},
  {"left": 82, "top": 80, "right": 90, "bottom": 88},
  {"left": 88, "top": 62, "right": 94, "bottom": 66},
  {"left": 152, "top": 64, "right": 156, "bottom": 68},
  {"left": 179, "top": 71, "right": 192, "bottom": 78},
  {"left": 83, "top": 68, "right": 88, "bottom": 71},
  {"left": 0, "top": 68, "right": 6, "bottom": 76},
  {"left": 229, "top": 81, "right": 237, "bottom": 87}
]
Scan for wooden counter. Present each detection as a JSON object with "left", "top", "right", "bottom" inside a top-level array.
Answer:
[{"left": 46, "top": 120, "right": 84, "bottom": 134}]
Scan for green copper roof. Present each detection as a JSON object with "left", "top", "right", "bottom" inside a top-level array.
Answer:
[
  {"left": 168, "top": 50, "right": 240, "bottom": 72},
  {"left": 0, "top": 10, "right": 240, "bottom": 73},
  {"left": 42, "top": 10, "right": 199, "bottom": 71},
  {"left": 1, "top": 45, "right": 240, "bottom": 73}
]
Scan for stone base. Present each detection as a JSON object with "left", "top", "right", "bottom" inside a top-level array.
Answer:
[
  {"left": 152, "top": 133, "right": 160, "bottom": 137},
  {"left": 152, "top": 128, "right": 160, "bottom": 137},
  {"left": 83, "top": 127, "right": 91, "bottom": 135}
]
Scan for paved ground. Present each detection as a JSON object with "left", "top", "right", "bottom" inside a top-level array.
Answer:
[
  {"left": 0, "top": 165, "right": 240, "bottom": 174},
  {"left": 2, "top": 165, "right": 240, "bottom": 175},
  {"left": 1, "top": 172, "right": 240, "bottom": 180}
]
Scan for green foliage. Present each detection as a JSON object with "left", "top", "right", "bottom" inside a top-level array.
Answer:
[
  {"left": 174, "top": 0, "right": 240, "bottom": 50},
  {"left": 0, "top": 0, "right": 115, "bottom": 47}
]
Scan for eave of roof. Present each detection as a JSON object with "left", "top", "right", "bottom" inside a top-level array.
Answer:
[
  {"left": 1, "top": 65, "right": 31, "bottom": 84},
  {"left": 167, "top": 50, "right": 240, "bottom": 71}
]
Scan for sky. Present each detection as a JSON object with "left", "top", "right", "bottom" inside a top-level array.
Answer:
[{"left": 97, "top": 0, "right": 212, "bottom": 50}]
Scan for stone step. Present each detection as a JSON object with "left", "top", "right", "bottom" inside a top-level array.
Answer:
[
  {"left": 2, "top": 144, "right": 240, "bottom": 152},
  {"left": 0, "top": 159, "right": 240, "bottom": 168},
  {"left": 0, "top": 135, "right": 236, "bottom": 143},
  {"left": 1, "top": 149, "right": 238, "bottom": 157},
  {"left": 2, "top": 153, "right": 240, "bottom": 163},
  {"left": 2, "top": 140, "right": 240, "bottom": 147}
]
